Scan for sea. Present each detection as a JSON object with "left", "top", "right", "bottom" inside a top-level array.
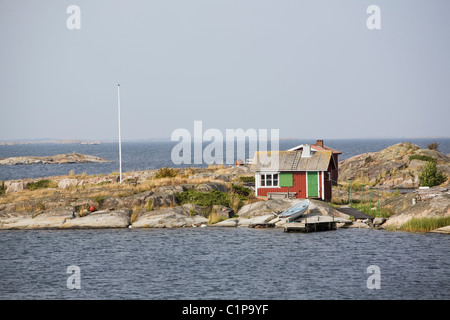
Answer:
[
  {"left": 1, "top": 138, "right": 449, "bottom": 181},
  {"left": 0, "top": 138, "right": 449, "bottom": 301},
  {"left": 0, "top": 228, "right": 449, "bottom": 300}
]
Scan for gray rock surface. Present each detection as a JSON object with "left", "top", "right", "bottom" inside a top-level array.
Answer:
[{"left": 132, "top": 204, "right": 207, "bottom": 228}]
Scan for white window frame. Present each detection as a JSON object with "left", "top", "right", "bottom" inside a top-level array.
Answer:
[{"left": 259, "top": 173, "right": 279, "bottom": 188}]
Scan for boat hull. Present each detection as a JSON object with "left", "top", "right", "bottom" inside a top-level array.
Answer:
[{"left": 279, "top": 200, "right": 310, "bottom": 222}]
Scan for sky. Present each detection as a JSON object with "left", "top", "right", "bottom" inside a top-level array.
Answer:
[{"left": 0, "top": 0, "right": 449, "bottom": 141}]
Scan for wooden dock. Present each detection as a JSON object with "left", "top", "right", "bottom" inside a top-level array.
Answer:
[
  {"left": 336, "top": 207, "right": 373, "bottom": 221},
  {"left": 284, "top": 216, "right": 337, "bottom": 233}
]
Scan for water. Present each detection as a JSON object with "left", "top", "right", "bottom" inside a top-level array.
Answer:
[
  {"left": 1, "top": 138, "right": 449, "bottom": 301},
  {"left": 0, "top": 227, "right": 449, "bottom": 300},
  {"left": 1, "top": 138, "right": 449, "bottom": 181}
]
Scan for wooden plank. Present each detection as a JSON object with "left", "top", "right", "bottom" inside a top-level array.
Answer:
[
  {"left": 337, "top": 207, "right": 373, "bottom": 220},
  {"left": 284, "top": 221, "right": 337, "bottom": 233}
]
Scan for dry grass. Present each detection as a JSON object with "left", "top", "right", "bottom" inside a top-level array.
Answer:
[
  {"left": 208, "top": 211, "right": 227, "bottom": 224},
  {"left": 0, "top": 167, "right": 237, "bottom": 211}
]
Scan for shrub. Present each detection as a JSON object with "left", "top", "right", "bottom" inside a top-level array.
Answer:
[
  {"left": 0, "top": 181, "right": 5, "bottom": 195},
  {"left": 154, "top": 167, "right": 179, "bottom": 179},
  {"left": 419, "top": 161, "right": 446, "bottom": 187},
  {"left": 364, "top": 156, "right": 374, "bottom": 164},
  {"left": 230, "top": 183, "right": 252, "bottom": 197},
  {"left": 409, "top": 155, "right": 435, "bottom": 162},
  {"left": 187, "top": 189, "right": 248, "bottom": 213},
  {"left": 27, "top": 179, "right": 58, "bottom": 190},
  {"left": 92, "top": 195, "right": 106, "bottom": 207},
  {"left": 147, "top": 199, "right": 153, "bottom": 211},
  {"left": 238, "top": 176, "right": 255, "bottom": 183},
  {"left": 427, "top": 142, "right": 439, "bottom": 151},
  {"left": 175, "top": 189, "right": 231, "bottom": 207}
]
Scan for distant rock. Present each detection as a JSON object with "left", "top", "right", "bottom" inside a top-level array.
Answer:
[{"left": 0, "top": 153, "right": 110, "bottom": 165}]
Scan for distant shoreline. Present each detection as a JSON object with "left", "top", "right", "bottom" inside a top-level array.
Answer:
[
  {"left": 0, "top": 153, "right": 111, "bottom": 165},
  {"left": 0, "top": 139, "right": 112, "bottom": 146},
  {"left": 2, "top": 136, "right": 450, "bottom": 146}
]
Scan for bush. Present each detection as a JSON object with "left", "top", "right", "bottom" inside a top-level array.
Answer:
[
  {"left": 238, "top": 176, "right": 255, "bottom": 183},
  {"left": 427, "top": 142, "right": 439, "bottom": 151},
  {"left": 0, "top": 181, "right": 5, "bottom": 195},
  {"left": 27, "top": 179, "right": 58, "bottom": 190},
  {"left": 175, "top": 189, "right": 231, "bottom": 207},
  {"left": 419, "top": 161, "right": 446, "bottom": 187},
  {"left": 92, "top": 195, "right": 106, "bottom": 207},
  {"left": 409, "top": 155, "right": 435, "bottom": 162},
  {"left": 154, "top": 166, "right": 179, "bottom": 179},
  {"left": 230, "top": 183, "right": 252, "bottom": 197},
  {"left": 364, "top": 156, "right": 374, "bottom": 164}
]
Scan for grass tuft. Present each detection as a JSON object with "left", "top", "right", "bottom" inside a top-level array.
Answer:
[{"left": 397, "top": 216, "right": 450, "bottom": 233}]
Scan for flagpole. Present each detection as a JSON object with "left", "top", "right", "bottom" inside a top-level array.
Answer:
[{"left": 118, "top": 84, "right": 122, "bottom": 184}]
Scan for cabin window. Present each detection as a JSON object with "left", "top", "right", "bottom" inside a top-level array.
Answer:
[{"left": 260, "top": 173, "right": 279, "bottom": 187}]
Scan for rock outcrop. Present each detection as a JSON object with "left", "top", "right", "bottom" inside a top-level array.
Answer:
[
  {"left": 0, "top": 207, "right": 132, "bottom": 229},
  {"left": 382, "top": 187, "right": 450, "bottom": 229},
  {"left": 0, "top": 153, "right": 110, "bottom": 165},
  {"left": 131, "top": 204, "right": 208, "bottom": 228},
  {"left": 338, "top": 143, "right": 450, "bottom": 189}
]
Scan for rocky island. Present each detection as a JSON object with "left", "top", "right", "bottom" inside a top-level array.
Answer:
[
  {"left": 0, "top": 153, "right": 110, "bottom": 165},
  {"left": 338, "top": 142, "right": 450, "bottom": 189},
  {"left": 0, "top": 143, "right": 448, "bottom": 233}
]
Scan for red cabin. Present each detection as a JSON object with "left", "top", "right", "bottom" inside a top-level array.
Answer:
[{"left": 252, "top": 140, "right": 340, "bottom": 202}]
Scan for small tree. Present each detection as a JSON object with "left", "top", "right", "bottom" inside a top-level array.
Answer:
[
  {"left": 427, "top": 142, "right": 439, "bottom": 151},
  {"left": 0, "top": 181, "right": 5, "bottom": 195},
  {"left": 419, "top": 161, "right": 446, "bottom": 187}
]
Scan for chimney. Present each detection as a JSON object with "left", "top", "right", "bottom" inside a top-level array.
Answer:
[
  {"left": 316, "top": 139, "right": 324, "bottom": 148},
  {"left": 302, "top": 144, "right": 311, "bottom": 158}
]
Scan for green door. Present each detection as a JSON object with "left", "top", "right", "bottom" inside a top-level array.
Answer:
[
  {"left": 307, "top": 172, "right": 318, "bottom": 197},
  {"left": 279, "top": 173, "right": 293, "bottom": 187}
]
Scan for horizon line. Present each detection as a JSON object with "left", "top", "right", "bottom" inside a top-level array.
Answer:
[{"left": 1, "top": 136, "right": 450, "bottom": 144}]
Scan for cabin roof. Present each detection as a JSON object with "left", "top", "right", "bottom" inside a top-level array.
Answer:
[
  {"left": 252, "top": 150, "right": 335, "bottom": 172},
  {"left": 287, "top": 144, "right": 342, "bottom": 155}
]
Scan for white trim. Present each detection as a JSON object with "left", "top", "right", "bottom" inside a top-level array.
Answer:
[
  {"left": 257, "top": 172, "right": 280, "bottom": 188},
  {"left": 318, "top": 171, "right": 320, "bottom": 198},
  {"left": 321, "top": 171, "right": 325, "bottom": 200},
  {"left": 305, "top": 172, "right": 308, "bottom": 197},
  {"left": 287, "top": 144, "right": 321, "bottom": 152}
]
